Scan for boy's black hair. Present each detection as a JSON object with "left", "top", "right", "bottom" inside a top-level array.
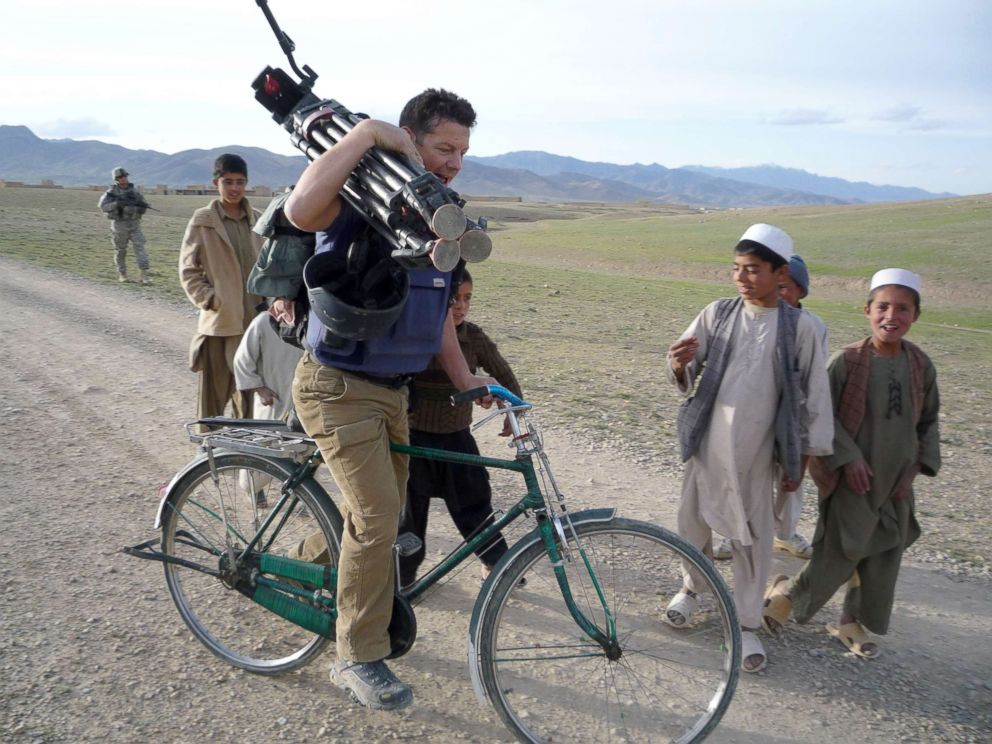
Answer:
[
  {"left": 399, "top": 88, "right": 477, "bottom": 140},
  {"left": 213, "top": 153, "right": 248, "bottom": 180},
  {"left": 459, "top": 267, "right": 473, "bottom": 286},
  {"left": 867, "top": 284, "right": 921, "bottom": 312},
  {"left": 734, "top": 239, "right": 788, "bottom": 270}
]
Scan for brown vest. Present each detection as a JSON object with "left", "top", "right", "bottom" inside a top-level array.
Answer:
[{"left": 808, "top": 337, "right": 928, "bottom": 498}]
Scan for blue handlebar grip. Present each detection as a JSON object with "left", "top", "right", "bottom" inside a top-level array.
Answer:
[{"left": 450, "top": 385, "right": 528, "bottom": 407}]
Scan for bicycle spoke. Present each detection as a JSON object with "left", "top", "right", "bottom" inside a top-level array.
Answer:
[
  {"left": 161, "top": 454, "right": 342, "bottom": 674},
  {"left": 473, "top": 518, "right": 740, "bottom": 743}
]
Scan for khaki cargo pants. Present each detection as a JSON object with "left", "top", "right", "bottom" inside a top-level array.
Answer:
[{"left": 292, "top": 354, "right": 409, "bottom": 663}]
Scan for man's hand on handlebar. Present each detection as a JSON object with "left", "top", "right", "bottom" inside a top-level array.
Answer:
[{"left": 461, "top": 374, "right": 497, "bottom": 408}]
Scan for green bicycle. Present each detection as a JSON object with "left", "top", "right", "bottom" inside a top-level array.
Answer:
[{"left": 126, "top": 385, "right": 740, "bottom": 743}]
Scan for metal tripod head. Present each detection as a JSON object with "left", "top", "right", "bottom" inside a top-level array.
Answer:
[{"left": 255, "top": 0, "right": 317, "bottom": 90}]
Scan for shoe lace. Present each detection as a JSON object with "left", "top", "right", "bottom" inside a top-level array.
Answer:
[{"left": 350, "top": 661, "right": 397, "bottom": 687}]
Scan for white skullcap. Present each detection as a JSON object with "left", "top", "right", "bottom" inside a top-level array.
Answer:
[
  {"left": 870, "top": 268, "right": 921, "bottom": 294},
  {"left": 737, "top": 223, "right": 793, "bottom": 262}
]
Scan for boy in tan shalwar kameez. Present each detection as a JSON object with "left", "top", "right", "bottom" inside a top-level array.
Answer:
[{"left": 664, "top": 224, "right": 834, "bottom": 673}]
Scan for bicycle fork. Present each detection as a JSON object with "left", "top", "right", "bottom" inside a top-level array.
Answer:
[
  {"left": 539, "top": 511, "right": 620, "bottom": 655},
  {"left": 530, "top": 450, "right": 620, "bottom": 654}
]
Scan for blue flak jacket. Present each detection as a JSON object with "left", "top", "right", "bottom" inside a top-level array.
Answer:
[{"left": 306, "top": 204, "right": 452, "bottom": 375}]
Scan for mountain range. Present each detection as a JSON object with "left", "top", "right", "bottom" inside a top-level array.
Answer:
[{"left": 0, "top": 125, "right": 956, "bottom": 208}]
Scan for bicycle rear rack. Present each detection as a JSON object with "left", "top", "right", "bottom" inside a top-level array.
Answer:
[{"left": 186, "top": 423, "right": 316, "bottom": 458}]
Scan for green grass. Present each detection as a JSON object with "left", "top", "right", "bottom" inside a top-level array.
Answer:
[
  {"left": 0, "top": 186, "right": 273, "bottom": 304},
  {"left": 473, "top": 196, "right": 992, "bottom": 302}
]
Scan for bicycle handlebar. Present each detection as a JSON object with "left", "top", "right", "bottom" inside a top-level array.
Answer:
[{"left": 451, "top": 385, "right": 529, "bottom": 408}]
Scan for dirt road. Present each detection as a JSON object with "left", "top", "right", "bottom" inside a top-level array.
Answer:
[{"left": 1, "top": 257, "right": 989, "bottom": 743}]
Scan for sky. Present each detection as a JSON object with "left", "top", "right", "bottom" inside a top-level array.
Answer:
[{"left": 3, "top": 0, "right": 990, "bottom": 195}]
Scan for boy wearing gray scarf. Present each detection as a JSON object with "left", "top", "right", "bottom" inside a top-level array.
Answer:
[{"left": 663, "top": 223, "right": 833, "bottom": 674}]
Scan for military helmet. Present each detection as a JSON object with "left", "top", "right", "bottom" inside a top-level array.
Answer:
[{"left": 112, "top": 167, "right": 129, "bottom": 179}]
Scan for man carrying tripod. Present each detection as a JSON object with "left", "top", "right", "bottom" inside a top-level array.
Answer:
[
  {"left": 274, "top": 88, "right": 495, "bottom": 711},
  {"left": 98, "top": 166, "right": 152, "bottom": 284}
]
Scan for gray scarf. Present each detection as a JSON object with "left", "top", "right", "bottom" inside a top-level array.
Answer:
[{"left": 676, "top": 297, "right": 802, "bottom": 481}]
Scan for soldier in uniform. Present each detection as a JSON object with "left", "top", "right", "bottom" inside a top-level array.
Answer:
[{"left": 98, "top": 167, "right": 151, "bottom": 284}]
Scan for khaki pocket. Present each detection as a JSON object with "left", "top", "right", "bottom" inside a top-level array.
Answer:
[
  {"left": 312, "top": 365, "right": 348, "bottom": 402},
  {"left": 332, "top": 417, "right": 381, "bottom": 449}
]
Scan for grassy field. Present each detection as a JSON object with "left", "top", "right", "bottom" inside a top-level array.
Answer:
[{"left": 3, "top": 187, "right": 991, "bottom": 568}]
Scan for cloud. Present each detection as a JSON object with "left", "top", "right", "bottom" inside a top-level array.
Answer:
[
  {"left": 872, "top": 104, "right": 947, "bottom": 131},
  {"left": 905, "top": 118, "right": 947, "bottom": 132},
  {"left": 874, "top": 104, "right": 922, "bottom": 123},
  {"left": 769, "top": 109, "right": 843, "bottom": 126},
  {"left": 34, "top": 117, "right": 117, "bottom": 139}
]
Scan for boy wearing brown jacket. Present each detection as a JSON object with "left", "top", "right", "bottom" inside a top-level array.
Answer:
[{"left": 179, "top": 153, "right": 264, "bottom": 421}]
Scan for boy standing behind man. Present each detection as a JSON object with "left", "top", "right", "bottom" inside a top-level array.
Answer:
[
  {"left": 398, "top": 269, "right": 523, "bottom": 589},
  {"left": 663, "top": 224, "right": 833, "bottom": 673},
  {"left": 179, "top": 154, "right": 264, "bottom": 422},
  {"left": 234, "top": 304, "right": 303, "bottom": 424}
]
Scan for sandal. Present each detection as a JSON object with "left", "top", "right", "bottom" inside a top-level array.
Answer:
[
  {"left": 741, "top": 630, "right": 767, "bottom": 673},
  {"left": 827, "top": 622, "right": 880, "bottom": 659},
  {"left": 762, "top": 574, "right": 792, "bottom": 635},
  {"left": 663, "top": 590, "right": 698, "bottom": 628}
]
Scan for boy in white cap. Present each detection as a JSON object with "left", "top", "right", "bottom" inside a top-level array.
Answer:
[
  {"left": 712, "top": 254, "right": 830, "bottom": 560},
  {"left": 664, "top": 224, "right": 833, "bottom": 673},
  {"left": 763, "top": 269, "right": 940, "bottom": 659}
]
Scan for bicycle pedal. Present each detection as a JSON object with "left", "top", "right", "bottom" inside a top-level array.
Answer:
[{"left": 394, "top": 532, "right": 422, "bottom": 557}]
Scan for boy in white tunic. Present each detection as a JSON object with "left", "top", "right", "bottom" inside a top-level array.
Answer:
[
  {"left": 663, "top": 224, "right": 833, "bottom": 672},
  {"left": 233, "top": 305, "right": 304, "bottom": 506},
  {"left": 234, "top": 305, "right": 303, "bottom": 423}
]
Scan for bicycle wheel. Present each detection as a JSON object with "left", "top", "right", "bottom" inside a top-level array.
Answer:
[
  {"left": 471, "top": 517, "right": 740, "bottom": 743},
  {"left": 161, "top": 452, "right": 343, "bottom": 674}
]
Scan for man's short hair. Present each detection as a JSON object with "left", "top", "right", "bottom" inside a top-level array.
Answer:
[
  {"left": 213, "top": 153, "right": 248, "bottom": 180},
  {"left": 399, "top": 88, "right": 476, "bottom": 140}
]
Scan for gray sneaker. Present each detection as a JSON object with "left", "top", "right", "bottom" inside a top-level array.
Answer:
[{"left": 329, "top": 659, "right": 413, "bottom": 711}]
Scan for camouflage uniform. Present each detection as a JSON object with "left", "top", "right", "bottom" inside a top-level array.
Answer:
[{"left": 98, "top": 181, "right": 150, "bottom": 277}]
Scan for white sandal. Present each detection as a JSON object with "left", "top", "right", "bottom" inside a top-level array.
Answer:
[
  {"left": 740, "top": 630, "right": 767, "bottom": 673},
  {"left": 663, "top": 591, "right": 699, "bottom": 628}
]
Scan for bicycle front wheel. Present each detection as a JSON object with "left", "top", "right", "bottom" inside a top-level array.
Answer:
[
  {"left": 471, "top": 517, "right": 740, "bottom": 743},
  {"left": 161, "top": 452, "right": 343, "bottom": 674}
]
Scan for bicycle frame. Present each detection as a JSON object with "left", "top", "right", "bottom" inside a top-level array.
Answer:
[
  {"left": 134, "top": 389, "right": 621, "bottom": 656},
  {"left": 391, "top": 439, "right": 618, "bottom": 651}
]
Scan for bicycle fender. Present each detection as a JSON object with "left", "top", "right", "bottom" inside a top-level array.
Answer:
[
  {"left": 465, "top": 507, "right": 616, "bottom": 705},
  {"left": 154, "top": 452, "right": 297, "bottom": 529}
]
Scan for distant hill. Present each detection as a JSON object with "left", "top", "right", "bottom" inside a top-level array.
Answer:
[
  {"left": 681, "top": 163, "right": 957, "bottom": 203},
  {"left": 466, "top": 151, "right": 848, "bottom": 207},
  {"left": 468, "top": 151, "right": 955, "bottom": 206},
  {"left": 0, "top": 125, "right": 309, "bottom": 189},
  {"left": 0, "top": 125, "right": 955, "bottom": 207}
]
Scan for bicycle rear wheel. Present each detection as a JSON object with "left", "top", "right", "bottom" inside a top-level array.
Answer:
[
  {"left": 470, "top": 517, "right": 740, "bottom": 743},
  {"left": 161, "top": 453, "right": 343, "bottom": 674}
]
